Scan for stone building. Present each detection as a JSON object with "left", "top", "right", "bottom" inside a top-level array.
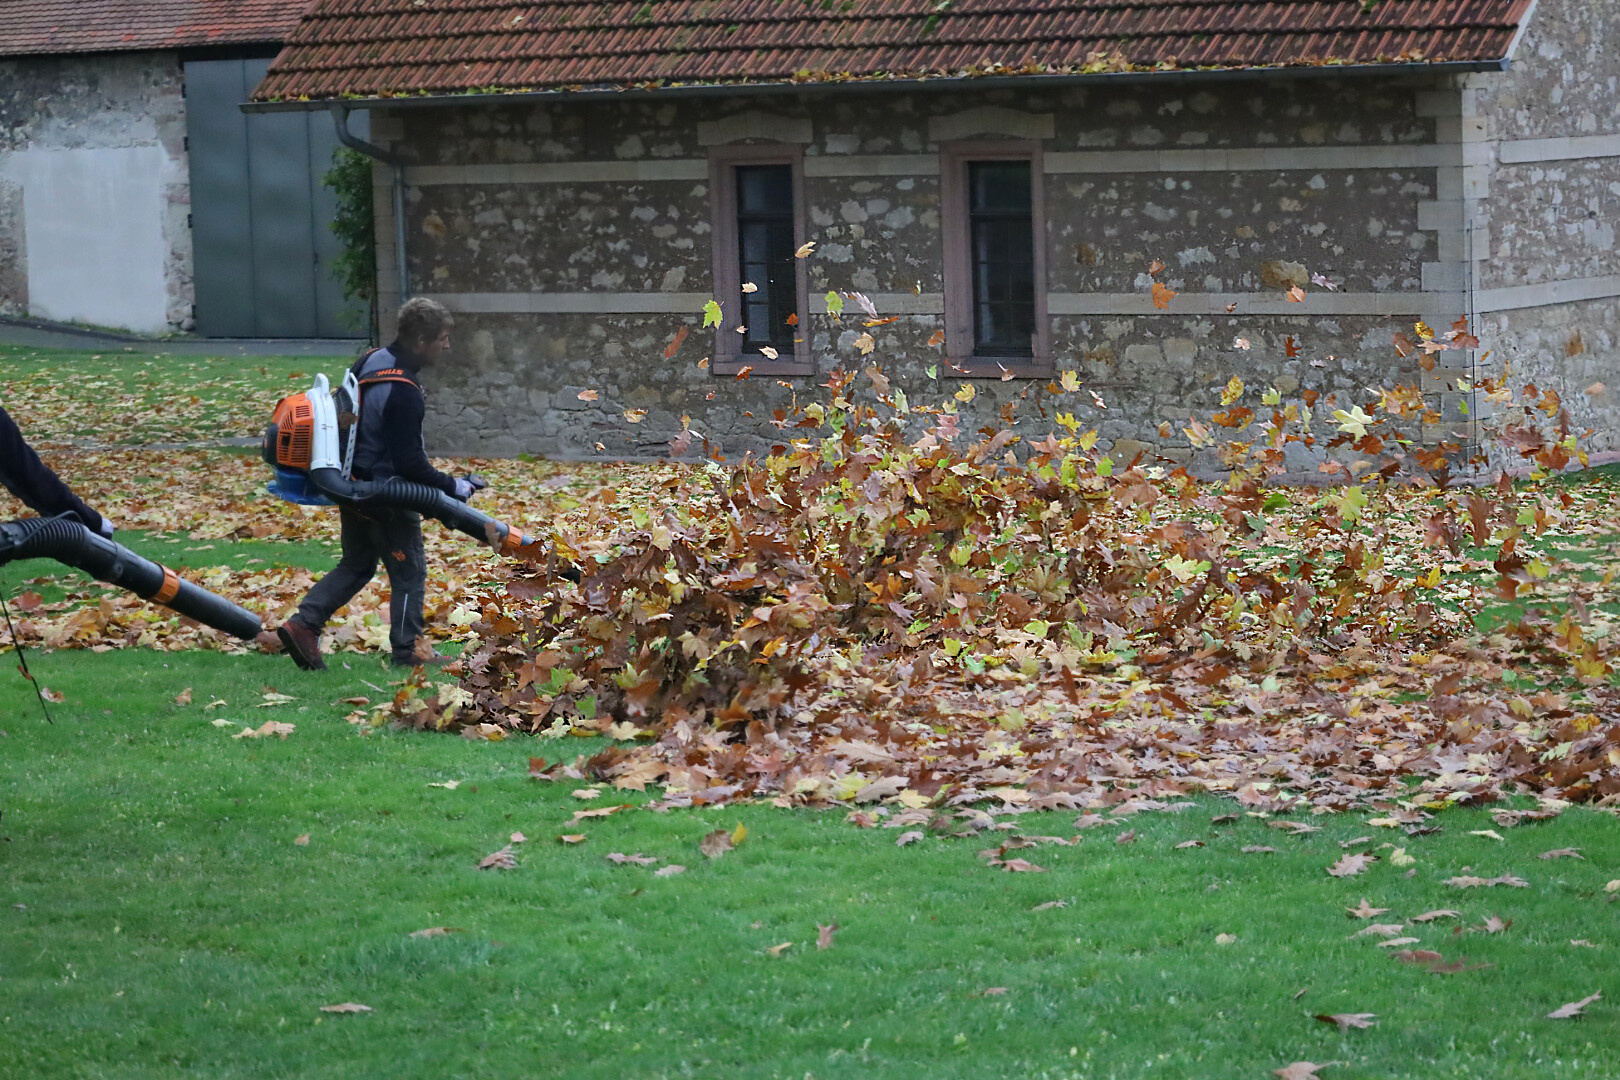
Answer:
[
  {"left": 0, "top": 0, "right": 362, "bottom": 338},
  {"left": 249, "top": 0, "right": 1618, "bottom": 467}
]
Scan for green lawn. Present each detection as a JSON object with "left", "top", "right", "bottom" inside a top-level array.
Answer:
[{"left": 1, "top": 646, "right": 1615, "bottom": 1080}]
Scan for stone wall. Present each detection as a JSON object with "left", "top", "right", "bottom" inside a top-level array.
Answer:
[
  {"left": 371, "top": 76, "right": 1482, "bottom": 468},
  {"left": 0, "top": 52, "right": 192, "bottom": 332},
  {"left": 1470, "top": 0, "right": 1620, "bottom": 458}
]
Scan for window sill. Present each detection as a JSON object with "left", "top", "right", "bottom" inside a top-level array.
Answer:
[
  {"left": 947, "top": 356, "right": 1054, "bottom": 379},
  {"left": 711, "top": 356, "right": 817, "bottom": 377}
]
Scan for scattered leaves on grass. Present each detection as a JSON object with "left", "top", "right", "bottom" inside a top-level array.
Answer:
[
  {"left": 1115, "top": 829, "right": 1137, "bottom": 845},
  {"left": 557, "top": 834, "right": 586, "bottom": 844},
  {"left": 1273, "top": 1063, "right": 1334, "bottom": 1080},
  {"left": 1375, "top": 937, "right": 1423, "bottom": 948},
  {"left": 1393, "top": 949, "right": 1444, "bottom": 966},
  {"left": 1346, "top": 898, "right": 1390, "bottom": 919},
  {"left": 1411, "top": 909, "right": 1461, "bottom": 922},
  {"left": 173, "top": 687, "right": 192, "bottom": 706},
  {"left": 1349, "top": 924, "right": 1404, "bottom": 939},
  {"left": 1174, "top": 839, "right": 1205, "bottom": 849},
  {"left": 1242, "top": 845, "right": 1277, "bottom": 855},
  {"left": 1327, "top": 853, "right": 1375, "bottom": 877},
  {"left": 233, "top": 721, "right": 294, "bottom": 740},
  {"left": 1469, "top": 829, "right": 1505, "bottom": 842},
  {"left": 426, "top": 779, "right": 460, "bottom": 790},
  {"left": 572, "top": 787, "right": 602, "bottom": 799},
  {"left": 605, "top": 852, "right": 658, "bottom": 866},
  {"left": 509, "top": 831, "right": 528, "bottom": 844},
  {"left": 1215, "top": 933, "right": 1237, "bottom": 945},
  {"left": 1538, "top": 847, "right": 1583, "bottom": 860},
  {"left": 653, "top": 864, "right": 686, "bottom": 877},
  {"left": 990, "top": 857, "right": 1046, "bottom": 873},
  {"left": 569, "top": 805, "right": 632, "bottom": 823},
  {"left": 478, "top": 846, "right": 516, "bottom": 870},
  {"left": 1445, "top": 873, "right": 1528, "bottom": 888},
  {"left": 319, "top": 1002, "right": 372, "bottom": 1014},
  {"left": 1314, "top": 1013, "right": 1376, "bottom": 1032},
  {"left": 1547, "top": 992, "right": 1601, "bottom": 1019},
  {"left": 293, "top": 833, "right": 310, "bottom": 846},
  {"left": 816, "top": 923, "right": 838, "bottom": 950},
  {"left": 764, "top": 941, "right": 793, "bottom": 957},
  {"left": 700, "top": 829, "right": 734, "bottom": 858},
  {"left": 1480, "top": 915, "right": 1512, "bottom": 933},
  {"left": 896, "top": 830, "right": 924, "bottom": 846},
  {"left": 408, "top": 927, "right": 459, "bottom": 939},
  {"left": 1030, "top": 900, "right": 1068, "bottom": 911}
]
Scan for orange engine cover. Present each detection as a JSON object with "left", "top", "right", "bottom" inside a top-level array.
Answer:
[{"left": 269, "top": 393, "right": 316, "bottom": 469}]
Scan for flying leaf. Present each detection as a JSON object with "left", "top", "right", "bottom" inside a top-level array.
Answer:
[
  {"left": 1349, "top": 924, "right": 1405, "bottom": 939},
  {"left": 794, "top": 241, "right": 816, "bottom": 258},
  {"left": 1314, "top": 1013, "right": 1375, "bottom": 1032},
  {"left": 576, "top": 388, "right": 600, "bottom": 401},
  {"left": 1538, "top": 848, "right": 1583, "bottom": 860},
  {"left": 1346, "top": 898, "right": 1389, "bottom": 919},
  {"left": 702, "top": 299, "right": 724, "bottom": 327},
  {"left": 408, "top": 926, "right": 459, "bottom": 939},
  {"left": 319, "top": 1002, "right": 372, "bottom": 1014},
  {"left": 294, "top": 833, "right": 311, "bottom": 846},
  {"left": 741, "top": 282, "right": 758, "bottom": 293},
  {"left": 663, "top": 324, "right": 691, "bottom": 358},
  {"left": 622, "top": 408, "right": 648, "bottom": 424},
  {"left": 816, "top": 922, "right": 838, "bottom": 950},
  {"left": 1411, "top": 910, "right": 1461, "bottom": 922},
  {"left": 654, "top": 864, "right": 686, "bottom": 877},
  {"left": 174, "top": 687, "right": 193, "bottom": 706},
  {"left": 1151, "top": 281, "right": 1177, "bottom": 310},
  {"left": 765, "top": 941, "right": 794, "bottom": 957},
  {"left": 557, "top": 834, "right": 586, "bottom": 844},
  {"left": 605, "top": 852, "right": 658, "bottom": 865},
  {"left": 700, "top": 829, "right": 734, "bottom": 858},
  {"left": 896, "top": 830, "right": 924, "bottom": 847}
]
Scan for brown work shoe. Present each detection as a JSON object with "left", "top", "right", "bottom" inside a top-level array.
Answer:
[{"left": 277, "top": 620, "right": 326, "bottom": 671}]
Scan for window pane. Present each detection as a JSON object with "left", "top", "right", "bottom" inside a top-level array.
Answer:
[
  {"left": 968, "top": 161, "right": 1035, "bottom": 356},
  {"left": 737, "top": 164, "right": 793, "bottom": 214},
  {"left": 735, "top": 163, "right": 796, "bottom": 354},
  {"left": 970, "top": 161, "right": 1031, "bottom": 212}
]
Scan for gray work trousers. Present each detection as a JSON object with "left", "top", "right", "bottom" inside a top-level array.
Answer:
[{"left": 294, "top": 505, "right": 427, "bottom": 662}]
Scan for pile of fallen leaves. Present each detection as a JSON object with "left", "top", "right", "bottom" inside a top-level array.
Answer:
[{"left": 383, "top": 348, "right": 1620, "bottom": 813}]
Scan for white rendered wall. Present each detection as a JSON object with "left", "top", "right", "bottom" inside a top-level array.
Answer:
[{"left": 0, "top": 145, "right": 171, "bottom": 333}]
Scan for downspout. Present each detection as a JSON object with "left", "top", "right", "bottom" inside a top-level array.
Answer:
[{"left": 328, "top": 103, "right": 409, "bottom": 306}]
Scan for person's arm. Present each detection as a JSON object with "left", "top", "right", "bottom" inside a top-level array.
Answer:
[
  {"left": 0, "top": 405, "right": 108, "bottom": 532},
  {"left": 379, "top": 388, "right": 458, "bottom": 495}
]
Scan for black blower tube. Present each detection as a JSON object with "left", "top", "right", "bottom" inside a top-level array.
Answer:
[
  {"left": 308, "top": 469, "right": 533, "bottom": 554},
  {"left": 0, "top": 517, "right": 263, "bottom": 640}
]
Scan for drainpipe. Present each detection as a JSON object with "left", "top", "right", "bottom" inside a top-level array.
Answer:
[{"left": 328, "top": 103, "right": 409, "bottom": 309}]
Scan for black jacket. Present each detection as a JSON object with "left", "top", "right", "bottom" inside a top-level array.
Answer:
[
  {"left": 0, "top": 404, "right": 105, "bottom": 531},
  {"left": 347, "top": 344, "right": 458, "bottom": 496}
]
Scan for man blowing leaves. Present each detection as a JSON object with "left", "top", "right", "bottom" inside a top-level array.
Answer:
[
  {"left": 277, "top": 298, "right": 483, "bottom": 671},
  {"left": 0, "top": 403, "right": 115, "bottom": 535}
]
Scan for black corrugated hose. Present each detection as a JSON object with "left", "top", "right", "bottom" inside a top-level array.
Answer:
[{"left": 0, "top": 516, "right": 263, "bottom": 640}]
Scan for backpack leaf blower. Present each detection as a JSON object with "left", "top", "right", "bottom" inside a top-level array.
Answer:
[
  {"left": 0, "top": 516, "right": 263, "bottom": 640},
  {"left": 263, "top": 373, "right": 537, "bottom": 557}
]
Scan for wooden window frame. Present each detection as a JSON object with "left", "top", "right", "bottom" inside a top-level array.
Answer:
[
  {"left": 708, "top": 143, "right": 813, "bottom": 376},
  {"left": 939, "top": 139, "right": 1051, "bottom": 377}
]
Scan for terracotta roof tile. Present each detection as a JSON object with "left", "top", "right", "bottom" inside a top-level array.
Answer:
[
  {"left": 0, "top": 0, "right": 312, "bottom": 58},
  {"left": 254, "top": 0, "right": 1537, "bottom": 101}
]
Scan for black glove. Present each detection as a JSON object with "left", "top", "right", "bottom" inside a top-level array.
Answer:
[{"left": 465, "top": 473, "right": 489, "bottom": 492}]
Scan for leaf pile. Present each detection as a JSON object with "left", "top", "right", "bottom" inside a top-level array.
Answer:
[{"left": 383, "top": 355, "right": 1620, "bottom": 811}]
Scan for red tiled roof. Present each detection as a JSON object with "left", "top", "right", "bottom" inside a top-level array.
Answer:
[
  {"left": 255, "top": 0, "right": 1537, "bottom": 102},
  {"left": 0, "top": 0, "right": 312, "bottom": 58}
]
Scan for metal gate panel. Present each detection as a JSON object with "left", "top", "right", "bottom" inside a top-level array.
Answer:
[
  {"left": 186, "top": 58, "right": 364, "bottom": 338},
  {"left": 186, "top": 59, "right": 256, "bottom": 337}
]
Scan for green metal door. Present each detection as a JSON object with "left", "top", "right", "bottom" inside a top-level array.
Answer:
[{"left": 185, "top": 57, "right": 365, "bottom": 339}]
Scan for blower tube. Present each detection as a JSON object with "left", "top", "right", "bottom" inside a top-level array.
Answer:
[
  {"left": 307, "top": 469, "right": 534, "bottom": 556},
  {"left": 0, "top": 517, "right": 263, "bottom": 640}
]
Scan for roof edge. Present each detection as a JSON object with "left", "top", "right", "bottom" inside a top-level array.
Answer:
[{"left": 243, "top": 58, "right": 1510, "bottom": 114}]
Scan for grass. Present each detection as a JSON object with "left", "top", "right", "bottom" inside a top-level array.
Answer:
[
  {"left": 1, "top": 647, "right": 1617, "bottom": 1080},
  {"left": 0, "top": 348, "right": 337, "bottom": 446}
]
